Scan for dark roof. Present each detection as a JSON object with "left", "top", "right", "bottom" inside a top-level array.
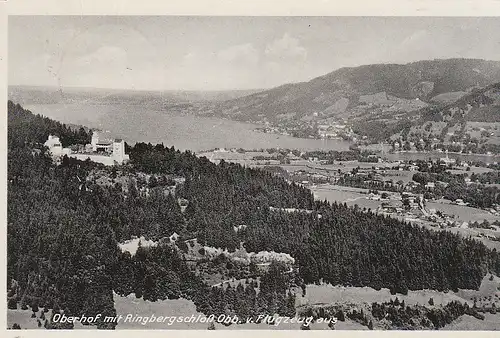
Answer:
[{"left": 114, "top": 138, "right": 123, "bottom": 142}]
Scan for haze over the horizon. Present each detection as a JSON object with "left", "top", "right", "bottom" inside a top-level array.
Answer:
[{"left": 9, "top": 16, "right": 500, "bottom": 91}]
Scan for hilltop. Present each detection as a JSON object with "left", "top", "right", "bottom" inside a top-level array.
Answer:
[
  {"left": 187, "top": 59, "right": 500, "bottom": 145},
  {"left": 207, "top": 58, "right": 500, "bottom": 123}
]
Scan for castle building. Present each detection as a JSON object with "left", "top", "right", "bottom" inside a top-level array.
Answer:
[
  {"left": 44, "top": 131, "right": 129, "bottom": 166},
  {"left": 44, "top": 135, "right": 71, "bottom": 157},
  {"left": 112, "top": 139, "right": 126, "bottom": 163}
]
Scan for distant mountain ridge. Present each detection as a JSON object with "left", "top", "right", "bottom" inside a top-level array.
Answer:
[
  {"left": 8, "top": 85, "right": 263, "bottom": 106},
  {"left": 10, "top": 58, "right": 500, "bottom": 144},
  {"left": 209, "top": 58, "right": 500, "bottom": 124}
]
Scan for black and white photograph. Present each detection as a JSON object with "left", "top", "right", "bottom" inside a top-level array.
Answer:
[{"left": 5, "top": 7, "right": 500, "bottom": 333}]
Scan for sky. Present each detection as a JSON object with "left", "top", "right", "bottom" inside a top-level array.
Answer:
[{"left": 8, "top": 16, "right": 500, "bottom": 91}]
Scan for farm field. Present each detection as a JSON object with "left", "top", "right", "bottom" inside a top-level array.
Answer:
[
  {"left": 7, "top": 308, "right": 88, "bottom": 330},
  {"left": 383, "top": 170, "right": 415, "bottom": 184},
  {"left": 427, "top": 200, "right": 500, "bottom": 223},
  {"left": 445, "top": 313, "right": 500, "bottom": 330},
  {"left": 311, "top": 185, "right": 369, "bottom": 205},
  {"left": 302, "top": 274, "right": 499, "bottom": 309},
  {"left": 299, "top": 284, "right": 471, "bottom": 308},
  {"left": 113, "top": 292, "right": 366, "bottom": 330},
  {"left": 449, "top": 166, "right": 495, "bottom": 175},
  {"left": 113, "top": 293, "right": 209, "bottom": 329},
  {"left": 311, "top": 184, "right": 396, "bottom": 211},
  {"left": 298, "top": 274, "right": 500, "bottom": 330}
]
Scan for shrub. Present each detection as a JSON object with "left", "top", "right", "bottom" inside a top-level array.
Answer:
[{"left": 7, "top": 298, "right": 17, "bottom": 310}]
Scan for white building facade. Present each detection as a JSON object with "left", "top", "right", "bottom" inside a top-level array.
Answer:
[{"left": 44, "top": 132, "right": 129, "bottom": 166}]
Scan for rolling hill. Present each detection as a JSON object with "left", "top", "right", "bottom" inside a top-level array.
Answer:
[
  {"left": 419, "top": 82, "right": 500, "bottom": 124},
  {"left": 394, "top": 82, "right": 500, "bottom": 152},
  {"left": 207, "top": 58, "right": 500, "bottom": 125}
]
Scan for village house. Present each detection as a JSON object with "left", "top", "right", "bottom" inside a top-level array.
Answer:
[
  {"left": 405, "top": 181, "right": 420, "bottom": 191},
  {"left": 440, "top": 153, "right": 456, "bottom": 166},
  {"left": 425, "top": 182, "right": 436, "bottom": 189}
]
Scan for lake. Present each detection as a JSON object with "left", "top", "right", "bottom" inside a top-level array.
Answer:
[{"left": 24, "top": 103, "right": 351, "bottom": 152}]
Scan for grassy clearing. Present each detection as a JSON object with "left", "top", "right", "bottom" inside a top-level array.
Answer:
[
  {"left": 455, "top": 274, "right": 500, "bottom": 308},
  {"left": 312, "top": 188, "right": 366, "bottom": 203},
  {"left": 427, "top": 201, "right": 500, "bottom": 223},
  {"left": 113, "top": 293, "right": 209, "bottom": 329},
  {"left": 299, "top": 284, "right": 469, "bottom": 308},
  {"left": 7, "top": 309, "right": 44, "bottom": 330},
  {"left": 445, "top": 313, "right": 500, "bottom": 330},
  {"left": 300, "top": 274, "right": 499, "bottom": 309},
  {"left": 7, "top": 308, "right": 87, "bottom": 330}
]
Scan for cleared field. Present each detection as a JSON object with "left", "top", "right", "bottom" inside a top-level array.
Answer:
[
  {"left": 312, "top": 184, "right": 392, "bottom": 211},
  {"left": 118, "top": 236, "right": 157, "bottom": 255},
  {"left": 383, "top": 170, "right": 415, "bottom": 184},
  {"left": 431, "top": 92, "right": 467, "bottom": 104},
  {"left": 427, "top": 201, "right": 500, "bottom": 223},
  {"left": 114, "top": 293, "right": 209, "bottom": 329},
  {"left": 466, "top": 122, "right": 500, "bottom": 146},
  {"left": 7, "top": 309, "right": 46, "bottom": 330},
  {"left": 455, "top": 274, "right": 500, "bottom": 308},
  {"left": 446, "top": 227, "right": 500, "bottom": 251},
  {"left": 113, "top": 292, "right": 363, "bottom": 330},
  {"left": 449, "top": 166, "right": 494, "bottom": 175},
  {"left": 7, "top": 308, "right": 88, "bottom": 330},
  {"left": 445, "top": 313, "right": 500, "bottom": 330},
  {"left": 345, "top": 198, "right": 384, "bottom": 211},
  {"left": 299, "top": 274, "right": 500, "bottom": 330},
  {"left": 312, "top": 186, "right": 368, "bottom": 204},
  {"left": 299, "top": 284, "right": 470, "bottom": 308},
  {"left": 314, "top": 184, "right": 369, "bottom": 194}
]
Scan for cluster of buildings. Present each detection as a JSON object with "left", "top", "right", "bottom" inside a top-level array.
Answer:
[
  {"left": 44, "top": 131, "right": 129, "bottom": 166},
  {"left": 317, "top": 123, "right": 354, "bottom": 139},
  {"left": 256, "top": 119, "right": 357, "bottom": 141}
]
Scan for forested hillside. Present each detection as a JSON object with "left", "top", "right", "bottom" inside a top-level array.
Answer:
[
  {"left": 7, "top": 101, "right": 500, "bottom": 329},
  {"left": 208, "top": 58, "right": 500, "bottom": 123}
]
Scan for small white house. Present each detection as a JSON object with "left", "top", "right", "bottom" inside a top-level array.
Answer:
[{"left": 425, "top": 182, "right": 435, "bottom": 189}]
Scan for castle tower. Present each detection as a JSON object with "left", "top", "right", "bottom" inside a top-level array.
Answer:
[
  {"left": 112, "top": 139, "right": 125, "bottom": 163},
  {"left": 91, "top": 131, "right": 99, "bottom": 152}
]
